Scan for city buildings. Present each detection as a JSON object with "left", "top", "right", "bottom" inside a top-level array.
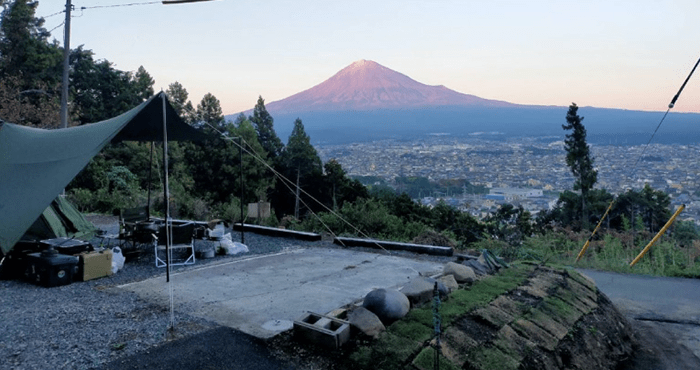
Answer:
[{"left": 317, "top": 136, "right": 700, "bottom": 223}]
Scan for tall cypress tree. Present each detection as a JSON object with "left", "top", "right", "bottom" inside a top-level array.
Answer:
[
  {"left": 563, "top": 103, "right": 597, "bottom": 229},
  {"left": 276, "top": 118, "right": 322, "bottom": 217},
  {"left": 281, "top": 118, "right": 322, "bottom": 179},
  {"left": 250, "top": 96, "right": 283, "bottom": 159}
]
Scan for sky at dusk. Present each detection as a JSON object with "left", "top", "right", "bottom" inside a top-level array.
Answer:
[{"left": 37, "top": 0, "right": 700, "bottom": 115}]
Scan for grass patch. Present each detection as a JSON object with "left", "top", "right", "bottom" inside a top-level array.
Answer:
[
  {"left": 520, "top": 232, "right": 700, "bottom": 278},
  {"left": 387, "top": 320, "right": 433, "bottom": 343},
  {"left": 349, "top": 332, "right": 422, "bottom": 370},
  {"left": 441, "top": 265, "right": 533, "bottom": 324},
  {"left": 468, "top": 345, "right": 520, "bottom": 370},
  {"left": 542, "top": 296, "right": 573, "bottom": 317},
  {"left": 404, "top": 306, "right": 433, "bottom": 327},
  {"left": 412, "top": 347, "right": 462, "bottom": 370}
]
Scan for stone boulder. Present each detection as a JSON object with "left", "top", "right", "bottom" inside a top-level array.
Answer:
[
  {"left": 444, "top": 262, "right": 476, "bottom": 284},
  {"left": 400, "top": 277, "right": 448, "bottom": 305},
  {"left": 437, "top": 274, "right": 459, "bottom": 293},
  {"left": 362, "top": 288, "right": 410, "bottom": 324},
  {"left": 346, "top": 306, "right": 385, "bottom": 338}
]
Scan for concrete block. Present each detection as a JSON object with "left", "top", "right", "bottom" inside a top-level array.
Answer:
[{"left": 293, "top": 312, "right": 351, "bottom": 349}]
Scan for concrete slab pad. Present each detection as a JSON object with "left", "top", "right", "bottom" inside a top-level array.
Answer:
[{"left": 116, "top": 248, "right": 444, "bottom": 339}]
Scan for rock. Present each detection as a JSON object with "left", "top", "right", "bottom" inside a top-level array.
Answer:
[
  {"left": 400, "top": 277, "right": 448, "bottom": 305},
  {"left": 437, "top": 274, "right": 459, "bottom": 293},
  {"left": 444, "top": 262, "right": 476, "bottom": 283},
  {"left": 362, "top": 288, "right": 410, "bottom": 324},
  {"left": 346, "top": 306, "right": 385, "bottom": 338}
]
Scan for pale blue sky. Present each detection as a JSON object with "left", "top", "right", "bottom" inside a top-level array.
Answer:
[{"left": 38, "top": 0, "right": 700, "bottom": 115}]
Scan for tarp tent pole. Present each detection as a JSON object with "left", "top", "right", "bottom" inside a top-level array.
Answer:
[
  {"left": 161, "top": 93, "right": 176, "bottom": 330},
  {"left": 161, "top": 94, "right": 171, "bottom": 282},
  {"left": 147, "top": 141, "right": 154, "bottom": 220}
]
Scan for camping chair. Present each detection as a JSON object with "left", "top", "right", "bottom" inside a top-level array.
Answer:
[
  {"left": 153, "top": 222, "right": 196, "bottom": 268},
  {"left": 118, "top": 206, "right": 149, "bottom": 250}
]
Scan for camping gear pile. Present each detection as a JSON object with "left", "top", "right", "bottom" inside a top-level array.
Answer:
[
  {"left": 13, "top": 239, "right": 116, "bottom": 288},
  {"left": 0, "top": 197, "right": 116, "bottom": 287}
]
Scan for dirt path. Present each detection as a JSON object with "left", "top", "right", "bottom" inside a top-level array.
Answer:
[{"left": 578, "top": 269, "right": 700, "bottom": 370}]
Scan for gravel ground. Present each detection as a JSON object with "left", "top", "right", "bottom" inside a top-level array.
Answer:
[{"left": 0, "top": 215, "right": 453, "bottom": 370}]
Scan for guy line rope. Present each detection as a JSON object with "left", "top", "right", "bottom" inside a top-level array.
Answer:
[{"left": 575, "top": 57, "right": 700, "bottom": 263}]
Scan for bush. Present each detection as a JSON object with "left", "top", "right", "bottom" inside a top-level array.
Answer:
[
  {"left": 67, "top": 188, "right": 94, "bottom": 213},
  {"left": 215, "top": 197, "right": 242, "bottom": 223},
  {"left": 411, "top": 229, "right": 457, "bottom": 247}
]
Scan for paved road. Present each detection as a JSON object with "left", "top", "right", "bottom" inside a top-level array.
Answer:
[{"left": 578, "top": 269, "right": 700, "bottom": 369}]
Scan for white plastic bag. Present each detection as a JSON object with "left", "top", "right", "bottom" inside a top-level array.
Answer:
[
  {"left": 209, "top": 223, "right": 225, "bottom": 239},
  {"left": 111, "top": 246, "right": 125, "bottom": 274},
  {"left": 218, "top": 233, "right": 249, "bottom": 255}
]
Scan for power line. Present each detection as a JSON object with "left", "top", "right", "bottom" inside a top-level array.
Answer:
[
  {"left": 40, "top": 10, "right": 66, "bottom": 19},
  {"left": 40, "top": 0, "right": 160, "bottom": 20},
  {"left": 47, "top": 21, "right": 65, "bottom": 34},
  {"left": 80, "top": 1, "right": 161, "bottom": 10}
]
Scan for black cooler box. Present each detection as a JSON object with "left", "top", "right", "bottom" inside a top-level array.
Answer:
[
  {"left": 25, "top": 249, "right": 79, "bottom": 287},
  {"left": 40, "top": 237, "right": 93, "bottom": 255}
]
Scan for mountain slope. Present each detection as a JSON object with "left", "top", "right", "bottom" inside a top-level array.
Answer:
[
  {"left": 229, "top": 60, "right": 700, "bottom": 145},
  {"left": 264, "top": 59, "right": 517, "bottom": 113}
]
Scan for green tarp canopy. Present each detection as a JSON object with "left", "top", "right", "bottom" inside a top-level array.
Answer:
[{"left": 0, "top": 92, "right": 208, "bottom": 255}]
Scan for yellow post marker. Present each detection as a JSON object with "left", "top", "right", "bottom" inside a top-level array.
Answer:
[
  {"left": 575, "top": 200, "right": 615, "bottom": 263},
  {"left": 630, "top": 204, "right": 685, "bottom": 267}
]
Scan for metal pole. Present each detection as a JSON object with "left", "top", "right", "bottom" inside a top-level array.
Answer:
[
  {"left": 60, "top": 0, "right": 72, "bottom": 129},
  {"left": 432, "top": 282, "right": 441, "bottom": 370},
  {"left": 147, "top": 141, "right": 154, "bottom": 220},
  {"left": 162, "top": 93, "right": 171, "bottom": 283},
  {"left": 239, "top": 137, "right": 244, "bottom": 244}
]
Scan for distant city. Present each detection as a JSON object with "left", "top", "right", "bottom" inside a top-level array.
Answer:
[{"left": 317, "top": 136, "right": 700, "bottom": 224}]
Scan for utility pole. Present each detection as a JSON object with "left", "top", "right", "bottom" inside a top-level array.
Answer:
[{"left": 60, "top": 0, "right": 72, "bottom": 129}]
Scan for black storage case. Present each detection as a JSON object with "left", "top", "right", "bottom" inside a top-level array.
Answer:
[
  {"left": 40, "top": 237, "right": 93, "bottom": 255},
  {"left": 25, "top": 250, "right": 79, "bottom": 287}
]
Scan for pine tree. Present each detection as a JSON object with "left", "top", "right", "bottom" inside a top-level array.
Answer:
[
  {"left": 271, "top": 118, "right": 322, "bottom": 217},
  {"left": 281, "top": 118, "right": 322, "bottom": 179},
  {"left": 249, "top": 96, "right": 283, "bottom": 159},
  {"left": 562, "top": 103, "right": 597, "bottom": 229},
  {"left": 166, "top": 81, "right": 195, "bottom": 124},
  {"left": 196, "top": 92, "right": 224, "bottom": 129},
  {"left": 131, "top": 66, "right": 154, "bottom": 102}
]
